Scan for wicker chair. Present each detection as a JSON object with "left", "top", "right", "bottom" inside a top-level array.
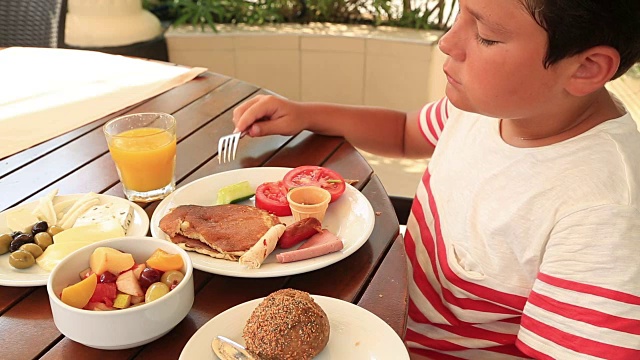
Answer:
[{"left": 0, "top": 0, "right": 67, "bottom": 48}]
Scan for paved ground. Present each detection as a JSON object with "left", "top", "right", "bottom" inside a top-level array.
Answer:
[{"left": 357, "top": 149, "right": 428, "bottom": 198}]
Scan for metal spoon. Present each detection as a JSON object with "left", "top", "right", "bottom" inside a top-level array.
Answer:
[{"left": 211, "top": 335, "right": 257, "bottom": 360}]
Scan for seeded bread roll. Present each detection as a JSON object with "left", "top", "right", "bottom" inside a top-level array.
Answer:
[{"left": 243, "top": 289, "right": 330, "bottom": 360}]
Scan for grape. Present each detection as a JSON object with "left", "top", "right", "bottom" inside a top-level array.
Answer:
[
  {"left": 145, "top": 282, "right": 170, "bottom": 303},
  {"left": 139, "top": 268, "right": 162, "bottom": 289},
  {"left": 160, "top": 270, "right": 184, "bottom": 288},
  {"left": 100, "top": 272, "right": 117, "bottom": 283}
]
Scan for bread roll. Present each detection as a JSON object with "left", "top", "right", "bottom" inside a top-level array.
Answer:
[{"left": 243, "top": 289, "right": 330, "bottom": 359}]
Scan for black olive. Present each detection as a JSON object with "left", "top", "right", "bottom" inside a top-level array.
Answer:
[
  {"left": 10, "top": 231, "right": 24, "bottom": 240},
  {"left": 31, "top": 221, "right": 49, "bottom": 235},
  {"left": 9, "top": 233, "right": 34, "bottom": 252}
]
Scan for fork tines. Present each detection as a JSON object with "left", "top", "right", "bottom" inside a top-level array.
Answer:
[{"left": 218, "top": 132, "right": 242, "bottom": 164}]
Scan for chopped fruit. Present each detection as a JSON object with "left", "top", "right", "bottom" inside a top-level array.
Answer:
[
  {"left": 139, "top": 267, "right": 162, "bottom": 289},
  {"left": 145, "top": 282, "right": 170, "bottom": 303},
  {"left": 115, "top": 269, "right": 144, "bottom": 297},
  {"left": 59, "top": 246, "right": 186, "bottom": 312},
  {"left": 79, "top": 267, "right": 93, "bottom": 279},
  {"left": 89, "top": 247, "right": 135, "bottom": 275},
  {"left": 113, "top": 293, "right": 132, "bottom": 309},
  {"left": 99, "top": 271, "right": 117, "bottom": 283},
  {"left": 61, "top": 273, "right": 97, "bottom": 309},
  {"left": 89, "top": 283, "right": 117, "bottom": 307},
  {"left": 131, "top": 263, "right": 146, "bottom": 279},
  {"left": 161, "top": 270, "right": 185, "bottom": 288},
  {"left": 146, "top": 248, "right": 184, "bottom": 272},
  {"left": 84, "top": 302, "right": 115, "bottom": 311}
]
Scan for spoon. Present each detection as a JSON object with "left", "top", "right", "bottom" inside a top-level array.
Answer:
[{"left": 211, "top": 335, "right": 257, "bottom": 360}]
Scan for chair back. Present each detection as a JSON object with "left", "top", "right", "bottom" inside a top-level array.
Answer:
[{"left": 0, "top": 0, "right": 67, "bottom": 48}]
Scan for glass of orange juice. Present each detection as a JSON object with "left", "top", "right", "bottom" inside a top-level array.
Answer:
[{"left": 103, "top": 113, "right": 177, "bottom": 202}]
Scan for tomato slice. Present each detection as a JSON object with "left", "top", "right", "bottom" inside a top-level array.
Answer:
[
  {"left": 255, "top": 181, "right": 292, "bottom": 216},
  {"left": 282, "top": 166, "right": 346, "bottom": 203}
]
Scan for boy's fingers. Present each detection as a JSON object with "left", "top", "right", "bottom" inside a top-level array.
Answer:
[
  {"left": 235, "top": 97, "right": 281, "bottom": 135},
  {"left": 232, "top": 95, "right": 265, "bottom": 130}
]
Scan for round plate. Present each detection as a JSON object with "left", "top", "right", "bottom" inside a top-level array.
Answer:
[
  {"left": 150, "top": 167, "right": 375, "bottom": 278},
  {"left": 179, "top": 295, "right": 409, "bottom": 360},
  {"left": 0, "top": 194, "right": 149, "bottom": 287}
]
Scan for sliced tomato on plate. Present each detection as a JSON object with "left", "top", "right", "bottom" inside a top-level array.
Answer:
[
  {"left": 255, "top": 181, "right": 292, "bottom": 216},
  {"left": 283, "top": 166, "right": 346, "bottom": 203}
]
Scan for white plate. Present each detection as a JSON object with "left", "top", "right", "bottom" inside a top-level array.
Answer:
[
  {"left": 0, "top": 194, "right": 150, "bottom": 287},
  {"left": 150, "top": 167, "right": 375, "bottom": 278},
  {"left": 179, "top": 295, "right": 409, "bottom": 360}
]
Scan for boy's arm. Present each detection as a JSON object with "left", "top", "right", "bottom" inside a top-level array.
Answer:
[
  {"left": 516, "top": 204, "right": 640, "bottom": 359},
  {"left": 298, "top": 103, "right": 435, "bottom": 159},
  {"left": 232, "top": 95, "right": 438, "bottom": 159}
]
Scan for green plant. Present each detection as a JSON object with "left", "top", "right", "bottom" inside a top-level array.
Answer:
[
  {"left": 629, "top": 63, "right": 640, "bottom": 79},
  {"left": 144, "top": 0, "right": 457, "bottom": 32}
]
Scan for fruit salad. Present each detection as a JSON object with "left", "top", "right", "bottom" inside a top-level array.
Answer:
[{"left": 60, "top": 247, "right": 185, "bottom": 310}]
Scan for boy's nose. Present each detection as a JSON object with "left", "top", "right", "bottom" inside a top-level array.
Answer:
[
  {"left": 438, "top": 30, "right": 461, "bottom": 60},
  {"left": 438, "top": 24, "right": 466, "bottom": 62}
]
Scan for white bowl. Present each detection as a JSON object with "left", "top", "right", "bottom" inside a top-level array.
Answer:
[{"left": 46, "top": 237, "right": 194, "bottom": 350}]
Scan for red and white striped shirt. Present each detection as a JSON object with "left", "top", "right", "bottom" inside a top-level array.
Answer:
[{"left": 405, "top": 97, "right": 640, "bottom": 359}]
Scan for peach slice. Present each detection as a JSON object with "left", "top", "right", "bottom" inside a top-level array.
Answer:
[
  {"left": 146, "top": 249, "right": 184, "bottom": 272},
  {"left": 90, "top": 247, "right": 135, "bottom": 275},
  {"left": 61, "top": 273, "right": 97, "bottom": 309}
]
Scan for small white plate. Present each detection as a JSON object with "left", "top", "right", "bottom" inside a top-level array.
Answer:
[
  {"left": 0, "top": 194, "right": 149, "bottom": 287},
  {"left": 150, "top": 167, "right": 375, "bottom": 278},
  {"left": 179, "top": 295, "right": 409, "bottom": 360}
]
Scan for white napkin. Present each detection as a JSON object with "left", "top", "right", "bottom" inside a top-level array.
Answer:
[{"left": 0, "top": 47, "right": 207, "bottom": 159}]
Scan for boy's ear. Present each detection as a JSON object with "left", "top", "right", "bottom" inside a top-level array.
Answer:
[{"left": 565, "top": 46, "right": 620, "bottom": 96}]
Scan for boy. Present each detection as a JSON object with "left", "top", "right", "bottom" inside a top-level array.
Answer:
[{"left": 232, "top": 0, "right": 640, "bottom": 358}]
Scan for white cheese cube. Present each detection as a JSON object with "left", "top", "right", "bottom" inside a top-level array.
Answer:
[{"left": 73, "top": 202, "right": 133, "bottom": 233}]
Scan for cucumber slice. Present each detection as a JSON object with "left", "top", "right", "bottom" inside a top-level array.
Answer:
[{"left": 216, "top": 181, "right": 256, "bottom": 205}]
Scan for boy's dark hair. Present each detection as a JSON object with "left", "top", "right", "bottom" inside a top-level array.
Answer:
[{"left": 522, "top": 0, "right": 640, "bottom": 79}]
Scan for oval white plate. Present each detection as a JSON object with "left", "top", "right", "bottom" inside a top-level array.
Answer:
[
  {"left": 0, "top": 194, "right": 149, "bottom": 287},
  {"left": 179, "top": 295, "right": 409, "bottom": 360},
  {"left": 150, "top": 167, "right": 375, "bottom": 278}
]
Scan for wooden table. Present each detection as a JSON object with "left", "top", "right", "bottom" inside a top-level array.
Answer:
[{"left": 0, "top": 70, "right": 408, "bottom": 359}]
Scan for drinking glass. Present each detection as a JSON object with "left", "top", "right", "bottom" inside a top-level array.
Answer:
[{"left": 103, "top": 113, "right": 177, "bottom": 202}]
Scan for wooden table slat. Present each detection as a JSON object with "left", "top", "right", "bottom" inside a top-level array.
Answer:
[{"left": 357, "top": 234, "right": 408, "bottom": 339}]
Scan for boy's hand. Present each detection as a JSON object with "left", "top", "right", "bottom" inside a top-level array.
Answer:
[{"left": 232, "top": 95, "right": 307, "bottom": 137}]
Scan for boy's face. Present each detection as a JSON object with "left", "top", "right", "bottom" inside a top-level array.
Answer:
[{"left": 439, "top": 0, "right": 571, "bottom": 119}]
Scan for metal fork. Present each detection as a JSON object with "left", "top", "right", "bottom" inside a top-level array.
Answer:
[{"left": 218, "top": 131, "right": 247, "bottom": 163}]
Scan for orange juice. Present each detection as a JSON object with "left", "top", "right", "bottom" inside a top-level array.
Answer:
[{"left": 108, "top": 127, "right": 176, "bottom": 192}]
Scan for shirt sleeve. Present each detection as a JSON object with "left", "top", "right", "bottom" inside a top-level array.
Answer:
[
  {"left": 516, "top": 204, "right": 640, "bottom": 359},
  {"left": 418, "top": 97, "right": 450, "bottom": 148}
]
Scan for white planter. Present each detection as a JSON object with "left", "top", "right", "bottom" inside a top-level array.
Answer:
[{"left": 165, "top": 23, "right": 446, "bottom": 111}]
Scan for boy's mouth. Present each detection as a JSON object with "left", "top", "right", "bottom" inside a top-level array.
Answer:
[{"left": 444, "top": 70, "right": 461, "bottom": 86}]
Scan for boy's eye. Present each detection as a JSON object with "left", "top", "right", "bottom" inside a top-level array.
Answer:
[{"left": 476, "top": 34, "right": 499, "bottom": 46}]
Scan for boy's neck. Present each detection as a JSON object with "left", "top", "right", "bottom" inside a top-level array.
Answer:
[{"left": 500, "top": 88, "right": 625, "bottom": 147}]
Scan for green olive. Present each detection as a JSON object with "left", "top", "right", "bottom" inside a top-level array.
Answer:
[
  {"left": 47, "top": 225, "right": 64, "bottom": 237},
  {"left": 9, "top": 250, "right": 36, "bottom": 269},
  {"left": 19, "top": 243, "right": 43, "bottom": 259},
  {"left": 34, "top": 232, "right": 53, "bottom": 250},
  {"left": 0, "top": 234, "right": 12, "bottom": 255}
]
